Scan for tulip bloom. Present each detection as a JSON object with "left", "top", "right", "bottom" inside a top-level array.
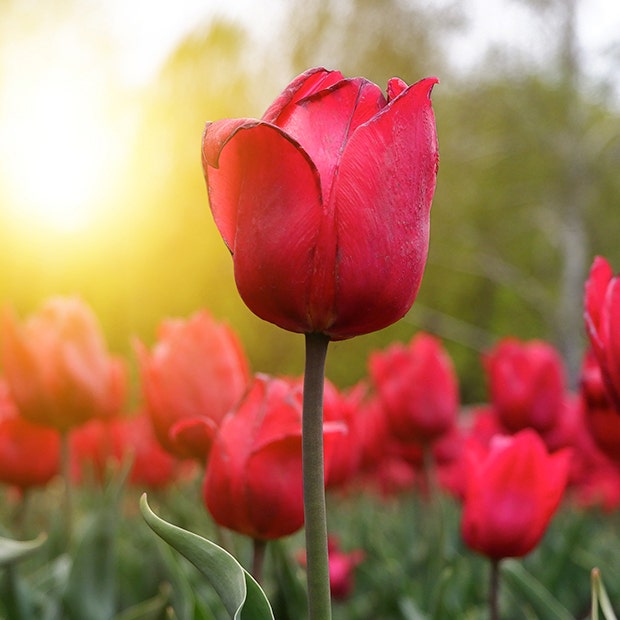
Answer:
[
  {"left": 1, "top": 297, "right": 126, "bottom": 433},
  {"left": 203, "top": 374, "right": 343, "bottom": 540},
  {"left": 202, "top": 67, "right": 439, "bottom": 340},
  {"left": 136, "top": 310, "right": 250, "bottom": 460},
  {"left": 584, "top": 256, "right": 620, "bottom": 411},
  {"left": 580, "top": 348, "right": 620, "bottom": 465},
  {"left": 0, "top": 379, "right": 60, "bottom": 490},
  {"left": 298, "top": 536, "right": 365, "bottom": 601},
  {"left": 461, "top": 429, "right": 571, "bottom": 560},
  {"left": 70, "top": 412, "right": 183, "bottom": 489},
  {"left": 484, "top": 338, "right": 566, "bottom": 434},
  {"left": 369, "top": 333, "right": 458, "bottom": 444}
]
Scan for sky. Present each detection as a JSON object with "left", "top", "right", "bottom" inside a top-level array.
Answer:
[
  {"left": 94, "top": 0, "right": 620, "bottom": 89},
  {"left": 0, "top": 0, "right": 618, "bottom": 238}
]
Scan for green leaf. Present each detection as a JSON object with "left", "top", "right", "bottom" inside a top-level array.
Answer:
[
  {"left": 64, "top": 508, "right": 118, "bottom": 620},
  {"left": 0, "top": 534, "right": 47, "bottom": 568},
  {"left": 113, "top": 584, "right": 172, "bottom": 620},
  {"left": 592, "top": 568, "right": 619, "bottom": 620},
  {"left": 502, "top": 559, "right": 573, "bottom": 620},
  {"left": 140, "top": 494, "right": 274, "bottom": 620}
]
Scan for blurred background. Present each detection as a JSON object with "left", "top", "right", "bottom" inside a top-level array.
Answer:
[{"left": 0, "top": 0, "right": 619, "bottom": 403}]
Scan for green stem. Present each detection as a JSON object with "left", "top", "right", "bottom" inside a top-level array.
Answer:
[
  {"left": 302, "top": 332, "right": 331, "bottom": 620},
  {"left": 489, "top": 558, "right": 501, "bottom": 620},
  {"left": 251, "top": 538, "right": 267, "bottom": 585},
  {"left": 60, "top": 431, "right": 73, "bottom": 548}
]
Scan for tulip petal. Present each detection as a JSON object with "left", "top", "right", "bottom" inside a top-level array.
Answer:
[
  {"left": 266, "top": 77, "right": 386, "bottom": 204},
  {"left": 603, "top": 278, "right": 620, "bottom": 409},
  {"left": 262, "top": 67, "right": 344, "bottom": 124},
  {"left": 203, "top": 121, "right": 323, "bottom": 333},
  {"left": 323, "top": 77, "right": 439, "bottom": 338},
  {"left": 584, "top": 256, "right": 613, "bottom": 354}
]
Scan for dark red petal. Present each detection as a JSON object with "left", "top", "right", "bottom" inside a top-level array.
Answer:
[
  {"left": 323, "top": 77, "right": 439, "bottom": 339},
  {"left": 584, "top": 256, "right": 613, "bottom": 351},
  {"left": 270, "top": 78, "right": 386, "bottom": 205},
  {"left": 262, "top": 67, "right": 344, "bottom": 124},
  {"left": 204, "top": 121, "right": 323, "bottom": 333},
  {"left": 603, "top": 278, "right": 620, "bottom": 410}
]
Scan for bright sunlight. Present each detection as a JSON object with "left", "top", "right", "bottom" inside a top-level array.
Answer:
[{"left": 0, "top": 8, "right": 129, "bottom": 236}]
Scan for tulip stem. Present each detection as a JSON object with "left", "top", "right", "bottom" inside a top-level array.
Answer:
[
  {"left": 302, "top": 332, "right": 331, "bottom": 620},
  {"left": 251, "top": 538, "right": 267, "bottom": 584},
  {"left": 60, "top": 431, "right": 73, "bottom": 548},
  {"left": 489, "top": 558, "right": 501, "bottom": 620}
]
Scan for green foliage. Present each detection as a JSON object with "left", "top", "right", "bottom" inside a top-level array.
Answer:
[{"left": 140, "top": 495, "right": 274, "bottom": 620}]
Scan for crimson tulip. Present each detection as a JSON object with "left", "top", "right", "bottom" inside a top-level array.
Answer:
[
  {"left": 298, "top": 536, "right": 365, "bottom": 601},
  {"left": 584, "top": 256, "right": 620, "bottom": 411},
  {"left": 71, "top": 412, "right": 183, "bottom": 489},
  {"left": 202, "top": 67, "right": 439, "bottom": 340},
  {"left": 136, "top": 310, "right": 250, "bottom": 460},
  {"left": 369, "top": 333, "right": 458, "bottom": 444},
  {"left": 322, "top": 379, "right": 366, "bottom": 489},
  {"left": 460, "top": 429, "right": 571, "bottom": 560},
  {"left": 203, "top": 374, "right": 343, "bottom": 540},
  {"left": 1, "top": 297, "right": 126, "bottom": 433},
  {"left": 580, "top": 348, "right": 620, "bottom": 464},
  {"left": 484, "top": 338, "right": 566, "bottom": 434},
  {"left": 0, "top": 378, "right": 60, "bottom": 490}
]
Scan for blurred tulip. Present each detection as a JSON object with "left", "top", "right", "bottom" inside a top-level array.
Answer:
[
  {"left": 1, "top": 297, "right": 126, "bottom": 433},
  {"left": 70, "top": 412, "right": 183, "bottom": 489},
  {"left": 461, "top": 429, "right": 571, "bottom": 560},
  {"left": 584, "top": 256, "right": 620, "bottom": 411},
  {"left": 136, "top": 310, "right": 250, "bottom": 460},
  {"left": 484, "top": 338, "right": 566, "bottom": 434},
  {"left": 202, "top": 67, "right": 439, "bottom": 340},
  {"left": 203, "top": 374, "right": 343, "bottom": 540},
  {"left": 322, "top": 379, "right": 366, "bottom": 489},
  {"left": 369, "top": 333, "right": 459, "bottom": 444},
  {"left": 0, "top": 379, "right": 60, "bottom": 490},
  {"left": 298, "top": 536, "right": 365, "bottom": 601},
  {"left": 580, "top": 348, "right": 620, "bottom": 464}
]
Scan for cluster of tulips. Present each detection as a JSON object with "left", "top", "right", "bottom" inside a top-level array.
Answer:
[
  {"left": 0, "top": 254, "right": 618, "bottom": 613},
  {"left": 2, "top": 66, "right": 620, "bottom": 618}
]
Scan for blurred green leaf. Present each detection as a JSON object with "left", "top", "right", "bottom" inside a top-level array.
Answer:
[
  {"left": 113, "top": 584, "right": 172, "bottom": 620},
  {"left": 64, "top": 508, "right": 118, "bottom": 619},
  {"left": 502, "top": 559, "right": 573, "bottom": 620},
  {"left": 267, "top": 540, "right": 307, "bottom": 619},
  {"left": 0, "top": 534, "right": 47, "bottom": 568},
  {"left": 140, "top": 494, "right": 274, "bottom": 620},
  {"left": 592, "top": 568, "right": 619, "bottom": 620}
]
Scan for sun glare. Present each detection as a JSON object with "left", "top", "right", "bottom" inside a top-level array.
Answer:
[{"left": 0, "top": 17, "right": 126, "bottom": 236}]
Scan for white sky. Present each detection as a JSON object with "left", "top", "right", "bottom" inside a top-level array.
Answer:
[{"left": 93, "top": 0, "right": 620, "bottom": 89}]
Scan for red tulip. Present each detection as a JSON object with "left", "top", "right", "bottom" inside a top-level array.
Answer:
[
  {"left": 298, "top": 536, "right": 365, "bottom": 601},
  {"left": 202, "top": 67, "right": 439, "bottom": 340},
  {"left": 322, "top": 379, "right": 366, "bottom": 489},
  {"left": 0, "top": 379, "right": 60, "bottom": 490},
  {"left": 584, "top": 256, "right": 620, "bottom": 411},
  {"left": 203, "top": 374, "right": 343, "bottom": 540},
  {"left": 369, "top": 333, "right": 459, "bottom": 444},
  {"left": 484, "top": 338, "right": 566, "bottom": 434},
  {"left": 1, "top": 297, "right": 126, "bottom": 433},
  {"left": 136, "top": 310, "right": 250, "bottom": 460},
  {"left": 580, "top": 348, "right": 620, "bottom": 464},
  {"left": 461, "top": 429, "right": 570, "bottom": 560},
  {"left": 70, "top": 412, "right": 183, "bottom": 489}
]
